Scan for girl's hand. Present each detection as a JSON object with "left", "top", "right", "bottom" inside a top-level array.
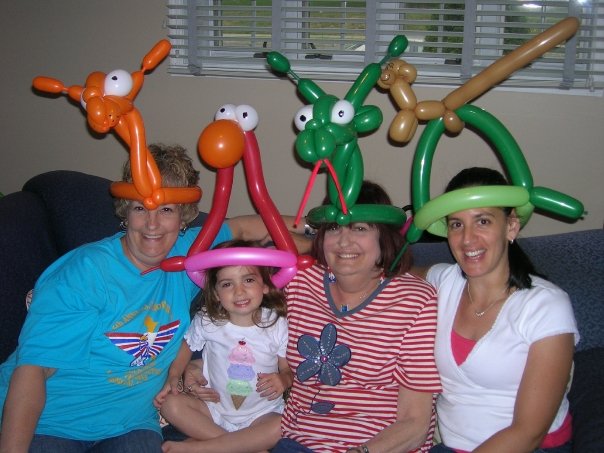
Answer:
[{"left": 256, "top": 372, "right": 289, "bottom": 400}]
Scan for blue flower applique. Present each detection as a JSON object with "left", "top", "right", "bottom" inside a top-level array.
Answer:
[{"left": 296, "top": 323, "right": 351, "bottom": 386}]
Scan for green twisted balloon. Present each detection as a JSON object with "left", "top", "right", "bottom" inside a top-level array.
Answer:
[{"left": 407, "top": 104, "right": 585, "bottom": 243}]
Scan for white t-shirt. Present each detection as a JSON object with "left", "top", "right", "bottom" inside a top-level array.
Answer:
[
  {"left": 185, "top": 307, "right": 287, "bottom": 426},
  {"left": 426, "top": 263, "right": 579, "bottom": 451}
]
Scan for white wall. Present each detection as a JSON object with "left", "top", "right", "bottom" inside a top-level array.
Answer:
[{"left": 1, "top": 0, "right": 602, "bottom": 237}]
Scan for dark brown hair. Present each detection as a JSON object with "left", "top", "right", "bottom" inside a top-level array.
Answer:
[
  {"left": 201, "top": 239, "right": 287, "bottom": 327},
  {"left": 311, "top": 180, "right": 411, "bottom": 277},
  {"left": 445, "top": 167, "right": 537, "bottom": 289}
]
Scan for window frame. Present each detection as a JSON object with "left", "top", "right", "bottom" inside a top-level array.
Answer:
[{"left": 166, "top": 0, "right": 604, "bottom": 93}]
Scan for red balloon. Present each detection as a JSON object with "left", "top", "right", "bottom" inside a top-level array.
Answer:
[
  {"left": 159, "top": 256, "right": 186, "bottom": 272},
  {"left": 242, "top": 131, "right": 298, "bottom": 256},
  {"left": 297, "top": 254, "right": 315, "bottom": 270},
  {"left": 188, "top": 167, "right": 235, "bottom": 256}
]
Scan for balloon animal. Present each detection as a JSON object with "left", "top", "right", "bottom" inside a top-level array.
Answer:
[
  {"left": 32, "top": 40, "right": 201, "bottom": 210},
  {"left": 375, "top": 17, "right": 585, "bottom": 243},
  {"left": 379, "top": 17, "right": 581, "bottom": 142},
  {"left": 158, "top": 104, "right": 302, "bottom": 288},
  {"left": 266, "top": 36, "right": 410, "bottom": 229}
]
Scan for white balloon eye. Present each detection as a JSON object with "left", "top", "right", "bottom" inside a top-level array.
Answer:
[
  {"left": 104, "top": 70, "right": 133, "bottom": 97},
  {"left": 294, "top": 105, "right": 314, "bottom": 131},
  {"left": 215, "top": 104, "right": 237, "bottom": 121},
  {"left": 235, "top": 105, "right": 259, "bottom": 131},
  {"left": 330, "top": 100, "right": 355, "bottom": 125}
]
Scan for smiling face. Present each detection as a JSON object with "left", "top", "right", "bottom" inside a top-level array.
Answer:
[
  {"left": 121, "top": 201, "right": 184, "bottom": 271},
  {"left": 214, "top": 265, "right": 269, "bottom": 327},
  {"left": 446, "top": 207, "right": 519, "bottom": 281},
  {"left": 322, "top": 222, "right": 382, "bottom": 280}
]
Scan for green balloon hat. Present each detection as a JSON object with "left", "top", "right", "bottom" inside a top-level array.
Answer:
[
  {"left": 406, "top": 104, "right": 585, "bottom": 244},
  {"left": 267, "top": 36, "right": 411, "bottom": 228}
]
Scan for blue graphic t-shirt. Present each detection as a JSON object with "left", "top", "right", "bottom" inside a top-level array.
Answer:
[{"left": 0, "top": 224, "right": 232, "bottom": 440}]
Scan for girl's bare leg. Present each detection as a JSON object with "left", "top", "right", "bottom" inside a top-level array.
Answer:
[
  {"left": 160, "top": 392, "right": 226, "bottom": 440},
  {"left": 161, "top": 412, "right": 282, "bottom": 453}
]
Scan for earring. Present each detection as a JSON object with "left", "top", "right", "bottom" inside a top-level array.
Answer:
[
  {"left": 327, "top": 268, "right": 336, "bottom": 283},
  {"left": 509, "top": 239, "right": 514, "bottom": 245},
  {"left": 120, "top": 220, "right": 128, "bottom": 231},
  {"left": 179, "top": 225, "right": 188, "bottom": 237}
]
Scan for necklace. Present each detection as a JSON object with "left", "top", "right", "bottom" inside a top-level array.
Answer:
[
  {"left": 466, "top": 281, "right": 515, "bottom": 318},
  {"left": 339, "top": 279, "right": 380, "bottom": 312}
]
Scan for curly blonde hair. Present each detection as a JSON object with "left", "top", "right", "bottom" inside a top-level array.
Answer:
[{"left": 114, "top": 143, "right": 200, "bottom": 224}]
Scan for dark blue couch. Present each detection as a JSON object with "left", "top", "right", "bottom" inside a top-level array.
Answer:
[{"left": 1, "top": 170, "right": 602, "bottom": 451}]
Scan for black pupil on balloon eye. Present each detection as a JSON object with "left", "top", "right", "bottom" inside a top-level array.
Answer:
[
  {"left": 243, "top": 112, "right": 248, "bottom": 119},
  {"left": 112, "top": 76, "right": 118, "bottom": 81},
  {"left": 300, "top": 115, "right": 307, "bottom": 122},
  {"left": 338, "top": 111, "right": 344, "bottom": 117}
]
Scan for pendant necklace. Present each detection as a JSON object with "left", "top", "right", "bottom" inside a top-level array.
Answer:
[
  {"left": 339, "top": 280, "right": 380, "bottom": 312},
  {"left": 466, "top": 281, "right": 515, "bottom": 318}
]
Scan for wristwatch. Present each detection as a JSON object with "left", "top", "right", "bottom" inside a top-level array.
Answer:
[{"left": 346, "top": 445, "right": 369, "bottom": 453}]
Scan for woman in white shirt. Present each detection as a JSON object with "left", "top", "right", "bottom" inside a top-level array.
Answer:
[{"left": 415, "top": 167, "right": 578, "bottom": 453}]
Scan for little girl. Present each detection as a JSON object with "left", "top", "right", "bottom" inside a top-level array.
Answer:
[{"left": 154, "top": 239, "right": 293, "bottom": 453}]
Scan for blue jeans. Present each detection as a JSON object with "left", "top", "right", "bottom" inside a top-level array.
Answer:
[
  {"left": 28, "top": 429, "right": 162, "bottom": 453},
  {"left": 272, "top": 437, "right": 316, "bottom": 453},
  {"left": 429, "top": 441, "right": 572, "bottom": 453}
]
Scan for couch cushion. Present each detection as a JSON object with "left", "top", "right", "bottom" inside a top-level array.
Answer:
[
  {"left": 410, "top": 239, "right": 454, "bottom": 267},
  {"left": 22, "top": 170, "right": 210, "bottom": 257},
  {"left": 23, "top": 170, "right": 122, "bottom": 255},
  {"left": 0, "top": 191, "right": 58, "bottom": 362},
  {"left": 518, "top": 230, "right": 604, "bottom": 352},
  {"left": 568, "top": 347, "right": 604, "bottom": 452}
]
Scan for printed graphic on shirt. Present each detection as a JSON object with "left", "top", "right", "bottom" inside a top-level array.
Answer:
[
  {"left": 296, "top": 323, "right": 351, "bottom": 414},
  {"left": 226, "top": 339, "right": 256, "bottom": 409},
  {"left": 106, "top": 315, "right": 180, "bottom": 367}
]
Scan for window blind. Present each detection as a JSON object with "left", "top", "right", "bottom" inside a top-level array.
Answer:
[{"left": 166, "top": 0, "right": 604, "bottom": 91}]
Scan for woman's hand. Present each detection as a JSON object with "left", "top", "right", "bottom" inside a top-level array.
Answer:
[
  {"left": 0, "top": 365, "right": 54, "bottom": 453},
  {"left": 153, "top": 381, "right": 172, "bottom": 408},
  {"left": 182, "top": 358, "right": 220, "bottom": 403}
]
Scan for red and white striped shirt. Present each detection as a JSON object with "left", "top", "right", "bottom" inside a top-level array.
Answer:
[{"left": 281, "top": 265, "right": 441, "bottom": 452}]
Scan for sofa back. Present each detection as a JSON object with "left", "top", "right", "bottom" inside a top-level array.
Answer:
[
  {"left": 0, "top": 170, "right": 208, "bottom": 362},
  {"left": 23, "top": 170, "right": 122, "bottom": 255},
  {"left": 0, "top": 191, "right": 57, "bottom": 360},
  {"left": 411, "top": 229, "right": 604, "bottom": 352},
  {"left": 1, "top": 170, "right": 602, "bottom": 361}
]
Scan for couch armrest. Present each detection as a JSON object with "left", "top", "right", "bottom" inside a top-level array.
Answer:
[{"left": 0, "top": 191, "right": 59, "bottom": 362}]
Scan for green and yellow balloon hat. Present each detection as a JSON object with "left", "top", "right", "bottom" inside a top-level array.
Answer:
[{"left": 406, "top": 104, "right": 585, "bottom": 244}]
